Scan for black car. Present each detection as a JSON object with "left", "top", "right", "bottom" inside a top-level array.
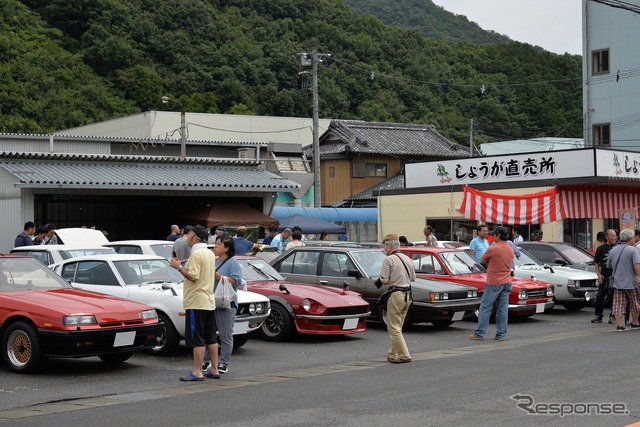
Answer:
[
  {"left": 269, "top": 246, "right": 480, "bottom": 328},
  {"left": 516, "top": 242, "right": 595, "bottom": 272}
]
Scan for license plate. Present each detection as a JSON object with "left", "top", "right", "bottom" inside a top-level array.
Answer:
[
  {"left": 343, "top": 318, "right": 358, "bottom": 330},
  {"left": 233, "top": 321, "right": 249, "bottom": 335},
  {"left": 451, "top": 311, "right": 465, "bottom": 321},
  {"left": 535, "top": 303, "right": 546, "bottom": 313},
  {"left": 114, "top": 331, "right": 136, "bottom": 347}
]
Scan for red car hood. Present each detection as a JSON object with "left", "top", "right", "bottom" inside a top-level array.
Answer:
[
  {"left": 248, "top": 281, "right": 368, "bottom": 308},
  {"left": 451, "top": 273, "right": 550, "bottom": 290},
  {"left": 2, "top": 288, "right": 154, "bottom": 321}
]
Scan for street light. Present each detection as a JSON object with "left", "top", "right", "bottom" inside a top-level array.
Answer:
[{"left": 161, "top": 96, "right": 186, "bottom": 158}]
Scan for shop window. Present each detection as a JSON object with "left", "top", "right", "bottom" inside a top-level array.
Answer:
[
  {"left": 592, "top": 49, "right": 609, "bottom": 75},
  {"left": 593, "top": 123, "right": 610, "bottom": 146},
  {"left": 352, "top": 162, "right": 387, "bottom": 178}
]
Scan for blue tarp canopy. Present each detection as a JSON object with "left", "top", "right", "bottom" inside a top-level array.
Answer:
[{"left": 276, "top": 214, "right": 346, "bottom": 234}]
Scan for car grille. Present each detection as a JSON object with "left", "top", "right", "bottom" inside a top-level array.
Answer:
[
  {"left": 449, "top": 291, "right": 471, "bottom": 300},
  {"left": 576, "top": 279, "right": 597, "bottom": 288},
  {"left": 326, "top": 306, "right": 369, "bottom": 316},
  {"left": 99, "top": 319, "right": 145, "bottom": 327},
  {"left": 527, "top": 289, "right": 547, "bottom": 298}
]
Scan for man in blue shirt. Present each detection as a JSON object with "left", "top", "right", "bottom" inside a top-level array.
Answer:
[
  {"left": 469, "top": 224, "right": 490, "bottom": 265},
  {"left": 270, "top": 228, "right": 292, "bottom": 254},
  {"left": 233, "top": 228, "right": 258, "bottom": 255},
  {"left": 262, "top": 226, "right": 278, "bottom": 245},
  {"left": 15, "top": 221, "right": 35, "bottom": 247}
]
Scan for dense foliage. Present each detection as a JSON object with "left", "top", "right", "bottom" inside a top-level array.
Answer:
[
  {"left": 345, "top": 0, "right": 511, "bottom": 46},
  {"left": 1, "top": 0, "right": 582, "bottom": 145}
]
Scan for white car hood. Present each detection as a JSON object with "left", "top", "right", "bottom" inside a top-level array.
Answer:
[
  {"left": 55, "top": 228, "right": 109, "bottom": 245},
  {"left": 138, "top": 282, "right": 268, "bottom": 304},
  {"left": 516, "top": 264, "right": 598, "bottom": 281}
]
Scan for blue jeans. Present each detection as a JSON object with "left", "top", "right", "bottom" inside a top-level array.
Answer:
[
  {"left": 475, "top": 283, "right": 512, "bottom": 338},
  {"left": 204, "top": 307, "right": 236, "bottom": 366}
]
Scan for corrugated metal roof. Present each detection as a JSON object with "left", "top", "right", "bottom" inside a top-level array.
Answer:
[
  {"left": 0, "top": 151, "right": 261, "bottom": 165},
  {"left": 272, "top": 207, "right": 377, "bottom": 222},
  {"left": 0, "top": 160, "right": 299, "bottom": 191}
]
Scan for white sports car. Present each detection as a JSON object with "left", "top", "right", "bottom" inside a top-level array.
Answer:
[
  {"left": 104, "top": 240, "right": 175, "bottom": 259},
  {"left": 514, "top": 249, "right": 599, "bottom": 311},
  {"left": 50, "top": 254, "right": 270, "bottom": 355}
]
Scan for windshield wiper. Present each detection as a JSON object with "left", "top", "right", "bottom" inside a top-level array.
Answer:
[{"left": 246, "top": 262, "right": 278, "bottom": 281}]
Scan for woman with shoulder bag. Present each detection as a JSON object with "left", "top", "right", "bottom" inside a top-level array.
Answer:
[{"left": 204, "top": 236, "right": 241, "bottom": 374}]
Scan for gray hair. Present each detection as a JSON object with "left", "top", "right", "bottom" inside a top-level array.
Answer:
[
  {"left": 620, "top": 228, "right": 634, "bottom": 242},
  {"left": 385, "top": 239, "right": 400, "bottom": 249}
]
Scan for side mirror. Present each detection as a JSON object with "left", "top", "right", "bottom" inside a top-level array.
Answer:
[{"left": 346, "top": 269, "right": 362, "bottom": 279}]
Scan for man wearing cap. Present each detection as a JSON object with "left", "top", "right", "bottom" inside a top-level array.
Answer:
[
  {"left": 377, "top": 233, "right": 416, "bottom": 364},
  {"left": 470, "top": 226, "right": 514, "bottom": 341},
  {"left": 170, "top": 225, "right": 220, "bottom": 381}
]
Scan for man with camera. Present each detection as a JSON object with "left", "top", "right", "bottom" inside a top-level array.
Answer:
[{"left": 376, "top": 233, "right": 416, "bottom": 364}]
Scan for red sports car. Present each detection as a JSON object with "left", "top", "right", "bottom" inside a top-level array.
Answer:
[
  {"left": 0, "top": 255, "right": 163, "bottom": 373},
  {"left": 236, "top": 256, "right": 370, "bottom": 341},
  {"left": 399, "top": 247, "right": 554, "bottom": 317}
]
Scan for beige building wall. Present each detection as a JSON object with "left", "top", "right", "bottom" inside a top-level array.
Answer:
[{"left": 378, "top": 186, "right": 555, "bottom": 243}]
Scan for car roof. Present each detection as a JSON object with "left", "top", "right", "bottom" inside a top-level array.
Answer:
[
  {"left": 105, "top": 240, "right": 175, "bottom": 245},
  {"left": 52, "top": 254, "right": 166, "bottom": 263},
  {"left": 12, "top": 245, "right": 112, "bottom": 251}
]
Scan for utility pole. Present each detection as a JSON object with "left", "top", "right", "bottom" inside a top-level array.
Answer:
[
  {"left": 300, "top": 50, "right": 330, "bottom": 207},
  {"left": 469, "top": 118, "right": 474, "bottom": 157},
  {"left": 312, "top": 50, "right": 321, "bottom": 207}
]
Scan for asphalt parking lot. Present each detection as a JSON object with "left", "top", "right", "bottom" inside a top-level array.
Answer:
[{"left": 1, "top": 306, "right": 639, "bottom": 427}]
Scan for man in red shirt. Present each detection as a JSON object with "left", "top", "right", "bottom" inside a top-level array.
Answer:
[{"left": 470, "top": 226, "right": 514, "bottom": 341}]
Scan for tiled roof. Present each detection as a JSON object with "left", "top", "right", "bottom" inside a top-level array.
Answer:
[
  {"left": 313, "top": 120, "right": 477, "bottom": 157},
  {"left": 0, "top": 160, "right": 299, "bottom": 191}
]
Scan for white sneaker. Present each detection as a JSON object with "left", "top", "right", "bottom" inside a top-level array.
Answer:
[
  {"left": 202, "top": 361, "right": 211, "bottom": 372},
  {"left": 217, "top": 364, "right": 228, "bottom": 374}
]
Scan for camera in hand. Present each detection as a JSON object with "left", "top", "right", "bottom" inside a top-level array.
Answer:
[{"left": 374, "top": 278, "right": 383, "bottom": 288}]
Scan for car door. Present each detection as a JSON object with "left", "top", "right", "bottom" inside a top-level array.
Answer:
[
  {"left": 318, "top": 251, "right": 368, "bottom": 296},
  {"left": 273, "top": 249, "right": 321, "bottom": 283},
  {"left": 60, "top": 260, "right": 128, "bottom": 299}
]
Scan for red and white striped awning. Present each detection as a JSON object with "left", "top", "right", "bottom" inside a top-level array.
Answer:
[
  {"left": 460, "top": 186, "right": 564, "bottom": 225},
  {"left": 460, "top": 185, "right": 640, "bottom": 224},
  {"left": 560, "top": 185, "right": 640, "bottom": 219}
]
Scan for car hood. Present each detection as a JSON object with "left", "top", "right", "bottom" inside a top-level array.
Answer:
[
  {"left": 515, "top": 265, "right": 598, "bottom": 281},
  {"left": 412, "top": 277, "right": 476, "bottom": 292},
  {"left": 131, "top": 282, "right": 269, "bottom": 304},
  {"left": 248, "top": 280, "right": 368, "bottom": 307},
  {"left": 511, "top": 277, "right": 553, "bottom": 290},
  {"left": 54, "top": 228, "right": 110, "bottom": 245},
  {"left": 3, "top": 288, "right": 153, "bottom": 320}
]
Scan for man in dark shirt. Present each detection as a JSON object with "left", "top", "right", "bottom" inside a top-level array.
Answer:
[
  {"left": 592, "top": 229, "right": 618, "bottom": 323},
  {"left": 14, "top": 221, "right": 35, "bottom": 247}
]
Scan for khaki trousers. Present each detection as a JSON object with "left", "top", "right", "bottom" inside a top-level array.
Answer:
[{"left": 387, "top": 291, "right": 411, "bottom": 360}]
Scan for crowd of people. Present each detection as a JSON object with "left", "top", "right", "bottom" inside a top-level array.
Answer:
[{"left": 14, "top": 221, "right": 59, "bottom": 246}]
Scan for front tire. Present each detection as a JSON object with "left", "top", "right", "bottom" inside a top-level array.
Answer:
[
  {"left": 561, "top": 301, "right": 587, "bottom": 311},
  {"left": 2, "top": 321, "right": 43, "bottom": 374},
  {"left": 260, "top": 303, "right": 293, "bottom": 341},
  {"left": 149, "top": 312, "right": 179, "bottom": 356},
  {"left": 233, "top": 333, "right": 248, "bottom": 349},
  {"left": 99, "top": 351, "right": 133, "bottom": 363}
]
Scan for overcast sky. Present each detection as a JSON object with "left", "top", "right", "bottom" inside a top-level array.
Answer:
[{"left": 431, "top": 0, "right": 582, "bottom": 55}]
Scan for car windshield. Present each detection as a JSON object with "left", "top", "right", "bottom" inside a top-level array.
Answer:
[
  {"left": 514, "top": 249, "right": 542, "bottom": 266},
  {"left": 150, "top": 244, "right": 174, "bottom": 259},
  {"left": 113, "top": 259, "right": 182, "bottom": 285},
  {"left": 558, "top": 245, "right": 594, "bottom": 264},
  {"left": 439, "top": 251, "right": 486, "bottom": 275},
  {"left": 0, "top": 257, "right": 71, "bottom": 290},
  {"left": 60, "top": 248, "right": 116, "bottom": 260},
  {"left": 239, "top": 259, "right": 284, "bottom": 282},
  {"left": 350, "top": 250, "right": 387, "bottom": 277}
]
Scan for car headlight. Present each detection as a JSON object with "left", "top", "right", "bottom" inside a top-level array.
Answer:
[
  {"left": 567, "top": 279, "right": 577, "bottom": 288},
  {"left": 254, "top": 302, "right": 265, "bottom": 315},
  {"left": 518, "top": 289, "right": 528, "bottom": 300},
  {"left": 249, "top": 303, "right": 257, "bottom": 315},
  {"left": 468, "top": 290, "right": 478, "bottom": 298},
  {"left": 429, "top": 292, "right": 449, "bottom": 301},
  {"left": 547, "top": 286, "right": 554, "bottom": 296},
  {"left": 141, "top": 309, "right": 158, "bottom": 320},
  {"left": 302, "top": 299, "right": 311, "bottom": 311},
  {"left": 64, "top": 315, "right": 97, "bottom": 325}
]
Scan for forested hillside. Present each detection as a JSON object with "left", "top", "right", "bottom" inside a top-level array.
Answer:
[
  {"left": 1, "top": 0, "right": 582, "bottom": 145},
  {"left": 345, "top": 0, "right": 511, "bottom": 46}
]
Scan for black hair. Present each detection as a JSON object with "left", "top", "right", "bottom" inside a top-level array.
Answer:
[
  {"left": 291, "top": 230, "right": 303, "bottom": 240},
  {"left": 215, "top": 235, "right": 235, "bottom": 257},
  {"left": 24, "top": 221, "right": 35, "bottom": 230},
  {"left": 319, "top": 231, "right": 329, "bottom": 240},
  {"left": 477, "top": 224, "right": 488, "bottom": 232}
]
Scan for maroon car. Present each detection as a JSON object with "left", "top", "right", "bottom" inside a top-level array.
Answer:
[
  {"left": 399, "top": 247, "right": 554, "bottom": 317},
  {"left": 236, "top": 256, "right": 370, "bottom": 341}
]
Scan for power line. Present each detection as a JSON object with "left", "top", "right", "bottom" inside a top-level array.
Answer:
[{"left": 589, "top": 0, "right": 640, "bottom": 14}]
